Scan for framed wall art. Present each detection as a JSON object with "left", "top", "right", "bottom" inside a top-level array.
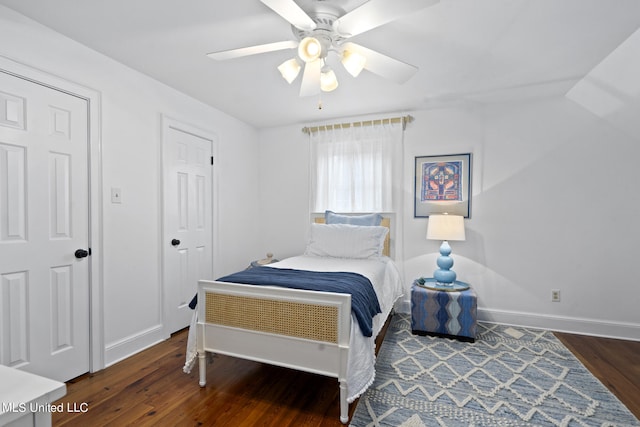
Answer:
[{"left": 414, "top": 153, "right": 472, "bottom": 218}]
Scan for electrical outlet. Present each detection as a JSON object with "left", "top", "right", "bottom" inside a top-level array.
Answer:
[{"left": 551, "top": 289, "right": 561, "bottom": 302}]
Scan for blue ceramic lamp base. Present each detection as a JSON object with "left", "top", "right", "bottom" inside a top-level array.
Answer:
[{"left": 433, "top": 240, "right": 456, "bottom": 285}]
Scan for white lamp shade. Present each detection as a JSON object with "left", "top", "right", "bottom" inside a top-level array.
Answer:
[
  {"left": 277, "top": 58, "right": 301, "bottom": 84},
  {"left": 298, "top": 37, "right": 322, "bottom": 63},
  {"left": 341, "top": 50, "right": 366, "bottom": 77},
  {"left": 426, "top": 214, "right": 466, "bottom": 241},
  {"left": 320, "top": 68, "right": 338, "bottom": 92}
]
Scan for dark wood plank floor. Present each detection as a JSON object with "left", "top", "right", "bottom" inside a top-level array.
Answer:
[
  {"left": 51, "top": 321, "right": 640, "bottom": 426},
  {"left": 554, "top": 332, "right": 640, "bottom": 420}
]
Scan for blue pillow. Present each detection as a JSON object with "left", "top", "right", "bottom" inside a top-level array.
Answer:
[{"left": 325, "top": 210, "right": 383, "bottom": 226}]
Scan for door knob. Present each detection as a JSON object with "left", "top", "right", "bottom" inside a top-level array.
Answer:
[
  {"left": 171, "top": 239, "right": 180, "bottom": 247},
  {"left": 75, "top": 249, "right": 89, "bottom": 259}
]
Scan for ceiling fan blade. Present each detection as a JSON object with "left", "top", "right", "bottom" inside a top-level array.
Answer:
[
  {"left": 207, "top": 40, "right": 298, "bottom": 60},
  {"left": 260, "top": 0, "right": 317, "bottom": 31},
  {"left": 335, "top": 0, "right": 439, "bottom": 37},
  {"left": 342, "top": 42, "right": 418, "bottom": 84},
  {"left": 299, "top": 59, "right": 321, "bottom": 97}
]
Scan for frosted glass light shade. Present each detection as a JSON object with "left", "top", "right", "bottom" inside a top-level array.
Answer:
[
  {"left": 341, "top": 50, "right": 366, "bottom": 77},
  {"left": 277, "top": 58, "right": 301, "bottom": 84},
  {"left": 426, "top": 214, "right": 466, "bottom": 241},
  {"left": 320, "top": 68, "right": 338, "bottom": 92},
  {"left": 298, "top": 37, "right": 322, "bottom": 63}
]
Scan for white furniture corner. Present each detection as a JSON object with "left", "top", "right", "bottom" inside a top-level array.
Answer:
[{"left": 0, "top": 366, "right": 67, "bottom": 427}]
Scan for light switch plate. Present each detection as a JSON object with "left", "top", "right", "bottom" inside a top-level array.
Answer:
[{"left": 111, "top": 187, "right": 122, "bottom": 204}]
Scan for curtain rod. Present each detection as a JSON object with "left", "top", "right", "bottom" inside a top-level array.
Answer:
[{"left": 301, "top": 114, "right": 414, "bottom": 134}]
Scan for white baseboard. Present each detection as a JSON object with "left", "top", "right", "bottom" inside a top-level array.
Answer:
[
  {"left": 478, "top": 308, "right": 640, "bottom": 342},
  {"left": 395, "top": 300, "right": 640, "bottom": 342},
  {"left": 104, "top": 325, "right": 167, "bottom": 367}
]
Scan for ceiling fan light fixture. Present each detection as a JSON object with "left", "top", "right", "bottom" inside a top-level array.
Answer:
[
  {"left": 341, "top": 50, "right": 367, "bottom": 77},
  {"left": 298, "top": 37, "right": 323, "bottom": 62},
  {"left": 277, "top": 58, "right": 301, "bottom": 84},
  {"left": 320, "top": 68, "right": 338, "bottom": 92}
]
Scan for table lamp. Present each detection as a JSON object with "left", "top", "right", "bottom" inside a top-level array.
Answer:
[{"left": 426, "top": 214, "right": 466, "bottom": 285}]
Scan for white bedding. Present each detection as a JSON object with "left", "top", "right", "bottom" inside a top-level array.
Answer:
[
  {"left": 183, "top": 254, "right": 404, "bottom": 403},
  {"left": 266, "top": 255, "right": 404, "bottom": 402}
]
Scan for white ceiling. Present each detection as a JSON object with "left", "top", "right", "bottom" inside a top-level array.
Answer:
[{"left": 2, "top": 0, "right": 640, "bottom": 128}]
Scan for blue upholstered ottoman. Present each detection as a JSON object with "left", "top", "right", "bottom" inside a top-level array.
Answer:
[{"left": 411, "top": 279, "right": 477, "bottom": 342}]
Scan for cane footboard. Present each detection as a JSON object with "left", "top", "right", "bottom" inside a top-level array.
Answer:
[
  {"left": 197, "top": 280, "right": 352, "bottom": 423},
  {"left": 205, "top": 292, "right": 339, "bottom": 343}
]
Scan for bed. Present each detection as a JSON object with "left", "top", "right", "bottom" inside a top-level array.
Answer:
[{"left": 186, "top": 214, "right": 403, "bottom": 423}]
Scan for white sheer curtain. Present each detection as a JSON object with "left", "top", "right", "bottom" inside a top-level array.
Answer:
[{"left": 309, "top": 120, "right": 403, "bottom": 213}]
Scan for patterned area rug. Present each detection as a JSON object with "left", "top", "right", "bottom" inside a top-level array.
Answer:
[{"left": 350, "top": 314, "right": 639, "bottom": 427}]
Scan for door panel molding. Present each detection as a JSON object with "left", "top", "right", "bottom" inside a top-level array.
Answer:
[{"left": 0, "top": 54, "right": 104, "bottom": 373}]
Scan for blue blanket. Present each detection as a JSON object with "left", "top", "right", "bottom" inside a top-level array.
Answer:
[{"left": 215, "top": 267, "right": 381, "bottom": 337}]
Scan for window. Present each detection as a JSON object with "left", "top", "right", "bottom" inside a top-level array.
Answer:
[{"left": 309, "top": 120, "right": 403, "bottom": 213}]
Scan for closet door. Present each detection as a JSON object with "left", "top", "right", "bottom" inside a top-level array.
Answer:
[{"left": 163, "top": 118, "right": 214, "bottom": 333}]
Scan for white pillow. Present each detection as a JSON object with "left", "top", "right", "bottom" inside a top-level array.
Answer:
[
  {"left": 325, "top": 210, "right": 383, "bottom": 226},
  {"left": 305, "top": 223, "right": 389, "bottom": 259}
]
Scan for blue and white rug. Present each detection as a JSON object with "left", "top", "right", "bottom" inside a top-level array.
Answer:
[{"left": 350, "top": 314, "right": 639, "bottom": 426}]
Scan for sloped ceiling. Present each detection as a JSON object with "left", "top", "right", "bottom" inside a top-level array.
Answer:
[
  {"left": 566, "top": 27, "right": 640, "bottom": 141},
  {"left": 2, "top": 0, "right": 640, "bottom": 128}
]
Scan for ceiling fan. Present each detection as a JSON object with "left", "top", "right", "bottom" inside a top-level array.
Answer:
[{"left": 207, "top": 0, "right": 439, "bottom": 97}]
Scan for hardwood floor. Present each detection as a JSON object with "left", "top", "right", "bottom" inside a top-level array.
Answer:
[
  {"left": 554, "top": 332, "right": 640, "bottom": 420},
  {"left": 51, "top": 322, "right": 640, "bottom": 426}
]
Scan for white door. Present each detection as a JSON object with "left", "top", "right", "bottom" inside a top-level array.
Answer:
[
  {"left": 0, "top": 71, "right": 90, "bottom": 381},
  {"left": 163, "top": 119, "right": 214, "bottom": 334}
]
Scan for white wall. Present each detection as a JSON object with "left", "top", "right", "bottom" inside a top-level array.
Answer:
[
  {"left": 0, "top": 6, "right": 261, "bottom": 366},
  {"left": 406, "top": 99, "right": 640, "bottom": 339},
  {"left": 257, "top": 126, "right": 311, "bottom": 259},
  {"left": 258, "top": 98, "right": 640, "bottom": 341}
]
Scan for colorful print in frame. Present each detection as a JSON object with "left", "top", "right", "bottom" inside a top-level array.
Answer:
[{"left": 414, "top": 153, "right": 471, "bottom": 218}]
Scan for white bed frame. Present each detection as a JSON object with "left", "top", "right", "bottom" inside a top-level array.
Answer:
[{"left": 196, "top": 217, "right": 390, "bottom": 424}]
